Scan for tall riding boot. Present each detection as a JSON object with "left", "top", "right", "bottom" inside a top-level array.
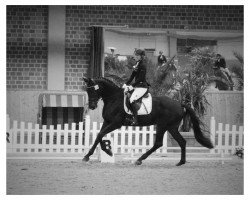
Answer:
[{"left": 131, "top": 102, "right": 138, "bottom": 125}]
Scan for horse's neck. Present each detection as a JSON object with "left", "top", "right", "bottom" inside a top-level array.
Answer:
[{"left": 97, "top": 81, "right": 122, "bottom": 100}]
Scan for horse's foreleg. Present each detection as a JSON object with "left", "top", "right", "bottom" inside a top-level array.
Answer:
[
  {"left": 135, "top": 126, "right": 165, "bottom": 165},
  {"left": 168, "top": 127, "right": 186, "bottom": 166},
  {"left": 82, "top": 121, "right": 121, "bottom": 162}
]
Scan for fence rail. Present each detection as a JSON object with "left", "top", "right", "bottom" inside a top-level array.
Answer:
[{"left": 6, "top": 115, "right": 244, "bottom": 156}]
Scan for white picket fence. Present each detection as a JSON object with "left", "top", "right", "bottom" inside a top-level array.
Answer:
[{"left": 6, "top": 115, "right": 244, "bottom": 156}]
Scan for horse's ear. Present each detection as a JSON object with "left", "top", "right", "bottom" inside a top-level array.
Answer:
[{"left": 82, "top": 77, "right": 90, "bottom": 83}]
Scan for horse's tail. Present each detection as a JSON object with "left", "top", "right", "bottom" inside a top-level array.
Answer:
[{"left": 182, "top": 104, "right": 214, "bottom": 149}]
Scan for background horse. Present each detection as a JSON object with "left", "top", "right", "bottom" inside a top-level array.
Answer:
[{"left": 82, "top": 77, "right": 213, "bottom": 166}]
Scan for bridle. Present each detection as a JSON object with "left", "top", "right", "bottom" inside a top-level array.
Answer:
[{"left": 86, "top": 84, "right": 101, "bottom": 105}]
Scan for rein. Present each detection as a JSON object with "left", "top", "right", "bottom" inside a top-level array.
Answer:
[{"left": 87, "top": 83, "right": 122, "bottom": 102}]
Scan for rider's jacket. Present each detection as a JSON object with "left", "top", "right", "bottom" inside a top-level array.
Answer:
[{"left": 126, "top": 59, "right": 149, "bottom": 88}]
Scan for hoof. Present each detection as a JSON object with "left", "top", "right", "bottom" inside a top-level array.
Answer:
[
  {"left": 104, "top": 149, "right": 113, "bottom": 157},
  {"left": 176, "top": 160, "right": 186, "bottom": 166},
  {"left": 134, "top": 160, "right": 142, "bottom": 165},
  {"left": 82, "top": 156, "right": 89, "bottom": 162}
]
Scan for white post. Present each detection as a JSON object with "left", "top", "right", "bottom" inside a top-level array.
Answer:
[
  {"left": 78, "top": 122, "right": 84, "bottom": 153},
  {"left": 142, "top": 126, "right": 147, "bottom": 153},
  {"left": 84, "top": 115, "right": 90, "bottom": 153},
  {"left": 100, "top": 137, "right": 115, "bottom": 163},
  {"left": 64, "top": 124, "right": 69, "bottom": 153},
  {"left": 120, "top": 126, "right": 125, "bottom": 154},
  {"left": 57, "top": 124, "right": 62, "bottom": 153},
  {"left": 135, "top": 127, "right": 140, "bottom": 154},
  {"left": 34, "top": 124, "right": 40, "bottom": 153},
  {"left": 149, "top": 125, "right": 154, "bottom": 151},
  {"left": 42, "top": 125, "right": 47, "bottom": 153},
  {"left": 49, "top": 125, "right": 54, "bottom": 153},
  {"left": 12, "top": 121, "right": 18, "bottom": 153},
  {"left": 113, "top": 129, "right": 118, "bottom": 154},
  {"left": 20, "top": 122, "right": 25, "bottom": 153},
  {"left": 225, "top": 124, "right": 230, "bottom": 154},
  {"left": 231, "top": 125, "right": 236, "bottom": 154},
  {"left": 210, "top": 116, "right": 216, "bottom": 154},
  {"left": 71, "top": 123, "right": 76, "bottom": 153},
  {"left": 27, "top": 122, "right": 33, "bottom": 153},
  {"left": 218, "top": 123, "right": 223, "bottom": 154},
  {"left": 238, "top": 126, "right": 243, "bottom": 147},
  {"left": 128, "top": 126, "right": 133, "bottom": 154}
]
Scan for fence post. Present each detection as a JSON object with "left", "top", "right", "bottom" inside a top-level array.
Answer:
[
  {"left": 64, "top": 124, "right": 69, "bottom": 153},
  {"left": 210, "top": 117, "right": 216, "bottom": 154},
  {"left": 238, "top": 126, "right": 243, "bottom": 147},
  {"left": 71, "top": 123, "right": 76, "bottom": 153},
  {"left": 57, "top": 124, "right": 62, "bottom": 153},
  {"left": 135, "top": 127, "right": 140, "bottom": 154},
  {"left": 78, "top": 122, "right": 84, "bottom": 153},
  {"left": 225, "top": 124, "right": 230, "bottom": 154},
  {"left": 20, "top": 122, "right": 25, "bottom": 153},
  {"left": 120, "top": 126, "right": 126, "bottom": 154},
  {"left": 49, "top": 125, "right": 54, "bottom": 153},
  {"left": 27, "top": 122, "right": 33, "bottom": 153},
  {"left": 12, "top": 120, "right": 18, "bottom": 153},
  {"left": 127, "top": 126, "right": 132, "bottom": 154},
  {"left": 84, "top": 115, "right": 90, "bottom": 153},
  {"left": 218, "top": 123, "right": 223, "bottom": 154},
  {"left": 42, "top": 125, "right": 47, "bottom": 153},
  {"left": 142, "top": 126, "right": 147, "bottom": 153},
  {"left": 231, "top": 125, "right": 236, "bottom": 154},
  {"left": 113, "top": 129, "right": 119, "bottom": 154}
]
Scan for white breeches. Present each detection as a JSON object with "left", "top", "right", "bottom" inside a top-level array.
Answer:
[{"left": 130, "top": 88, "right": 148, "bottom": 103}]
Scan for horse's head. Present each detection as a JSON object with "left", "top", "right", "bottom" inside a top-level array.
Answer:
[{"left": 83, "top": 77, "right": 101, "bottom": 110}]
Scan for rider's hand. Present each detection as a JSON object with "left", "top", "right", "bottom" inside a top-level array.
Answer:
[{"left": 128, "top": 85, "right": 133, "bottom": 91}]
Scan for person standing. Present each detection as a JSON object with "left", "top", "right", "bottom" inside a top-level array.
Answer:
[
  {"left": 213, "top": 54, "right": 233, "bottom": 85},
  {"left": 158, "top": 50, "right": 167, "bottom": 67}
]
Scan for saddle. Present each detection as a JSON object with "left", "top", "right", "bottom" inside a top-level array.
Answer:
[{"left": 124, "top": 90, "right": 152, "bottom": 115}]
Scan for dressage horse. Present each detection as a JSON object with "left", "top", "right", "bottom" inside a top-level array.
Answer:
[{"left": 82, "top": 77, "right": 213, "bottom": 166}]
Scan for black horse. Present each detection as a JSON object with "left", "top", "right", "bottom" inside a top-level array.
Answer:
[{"left": 82, "top": 77, "right": 213, "bottom": 166}]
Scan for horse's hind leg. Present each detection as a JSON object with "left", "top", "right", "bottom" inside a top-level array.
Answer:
[
  {"left": 168, "top": 127, "right": 186, "bottom": 166},
  {"left": 135, "top": 126, "right": 165, "bottom": 165}
]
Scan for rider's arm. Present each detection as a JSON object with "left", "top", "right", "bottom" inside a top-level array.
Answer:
[{"left": 126, "top": 70, "right": 136, "bottom": 85}]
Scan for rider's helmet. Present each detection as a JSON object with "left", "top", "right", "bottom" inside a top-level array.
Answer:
[{"left": 159, "top": 50, "right": 163, "bottom": 54}]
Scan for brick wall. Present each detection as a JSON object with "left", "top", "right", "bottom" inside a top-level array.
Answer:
[
  {"left": 7, "top": 5, "right": 48, "bottom": 90},
  {"left": 7, "top": 5, "right": 243, "bottom": 91}
]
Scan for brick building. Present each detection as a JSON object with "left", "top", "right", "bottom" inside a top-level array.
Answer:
[{"left": 6, "top": 5, "right": 244, "bottom": 126}]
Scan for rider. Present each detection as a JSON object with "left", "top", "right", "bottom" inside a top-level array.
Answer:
[{"left": 123, "top": 49, "right": 149, "bottom": 125}]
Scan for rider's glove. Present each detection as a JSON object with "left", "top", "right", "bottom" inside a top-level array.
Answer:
[{"left": 128, "top": 85, "right": 133, "bottom": 91}]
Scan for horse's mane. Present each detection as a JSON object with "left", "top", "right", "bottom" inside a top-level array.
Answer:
[{"left": 94, "top": 77, "right": 121, "bottom": 90}]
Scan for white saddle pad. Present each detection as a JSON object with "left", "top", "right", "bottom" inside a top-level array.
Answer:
[{"left": 124, "top": 93, "right": 152, "bottom": 115}]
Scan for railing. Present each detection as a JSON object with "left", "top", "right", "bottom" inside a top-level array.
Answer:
[{"left": 6, "top": 115, "right": 244, "bottom": 156}]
